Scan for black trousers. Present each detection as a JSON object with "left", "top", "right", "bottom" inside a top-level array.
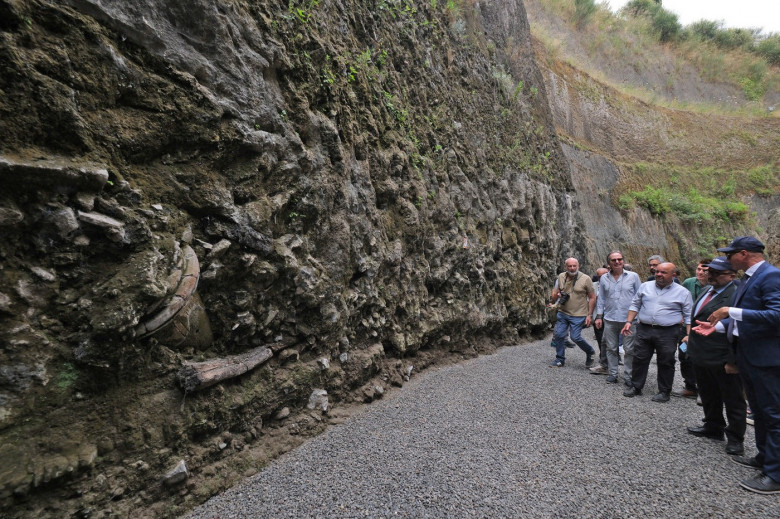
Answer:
[
  {"left": 677, "top": 324, "right": 697, "bottom": 390},
  {"left": 631, "top": 324, "right": 678, "bottom": 393},
  {"left": 693, "top": 363, "right": 746, "bottom": 442}
]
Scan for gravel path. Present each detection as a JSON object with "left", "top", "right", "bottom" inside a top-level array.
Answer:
[{"left": 184, "top": 330, "right": 780, "bottom": 518}]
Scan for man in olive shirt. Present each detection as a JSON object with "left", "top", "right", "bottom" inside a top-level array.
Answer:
[
  {"left": 675, "top": 259, "right": 712, "bottom": 398},
  {"left": 621, "top": 262, "right": 693, "bottom": 402},
  {"left": 548, "top": 258, "right": 597, "bottom": 368}
]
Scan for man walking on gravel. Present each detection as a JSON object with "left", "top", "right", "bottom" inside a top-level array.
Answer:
[
  {"left": 621, "top": 262, "right": 692, "bottom": 402},
  {"left": 594, "top": 251, "right": 641, "bottom": 385},
  {"left": 547, "top": 257, "right": 597, "bottom": 368},
  {"left": 590, "top": 266, "right": 610, "bottom": 375},
  {"left": 703, "top": 236, "right": 780, "bottom": 495}
]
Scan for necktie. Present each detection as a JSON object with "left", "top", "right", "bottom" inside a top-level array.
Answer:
[{"left": 697, "top": 289, "right": 715, "bottom": 315}]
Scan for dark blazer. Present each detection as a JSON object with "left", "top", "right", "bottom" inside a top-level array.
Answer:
[
  {"left": 733, "top": 261, "right": 780, "bottom": 367},
  {"left": 688, "top": 282, "right": 737, "bottom": 366}
]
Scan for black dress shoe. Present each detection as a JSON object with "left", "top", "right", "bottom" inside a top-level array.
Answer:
[
  {"left": 623, "top": 387, "right": 641, "bottom": 397},
  {"left": 730, "top": 455, "right": 761, "bottom": 468},
  {"left": 726, "top": 441, "right": 745, "bottom": 455},
  {"left": 651, "top": 392, "right": 670, "bottom": 403},
  {"left": 740, "top": 474, "right": 780, "bottom": 494},
  {"left": 686, "top": 426, "right": 725, "bottom": 440}
]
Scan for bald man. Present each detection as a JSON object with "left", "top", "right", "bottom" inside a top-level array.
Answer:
[{"left": 621, "top": 262, "right": 693, "bottom": 402}]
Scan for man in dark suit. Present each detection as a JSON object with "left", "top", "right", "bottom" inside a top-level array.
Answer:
[
  {"left": 704, "top": 236, "right": 780, "bottom": 494},
  {"left": 685, "top": 257, "right": 744, "bottom": 455}
]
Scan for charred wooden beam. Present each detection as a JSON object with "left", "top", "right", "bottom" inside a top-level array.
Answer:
[{"left": 177, "top": 346, "right": 273, "bottom": 392}]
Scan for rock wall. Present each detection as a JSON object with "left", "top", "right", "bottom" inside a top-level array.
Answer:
[
  {"left": 0, "top": 0, "right": 584, "bottom": 516},
  {"left": 536, "top": 51, "right": 779, "bottom": 274}
]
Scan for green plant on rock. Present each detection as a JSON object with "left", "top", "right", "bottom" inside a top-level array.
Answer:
[
  {"left": 740, "top": 77, "right": 766, "bottom": 101},
  {"left": 55, "top": 362, "right": 79, "bottom": 391},
  {"left": 288, "top": 0, "right": 320, "bottom": 24}
]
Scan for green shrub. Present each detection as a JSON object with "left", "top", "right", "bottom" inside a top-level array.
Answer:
[
  {"left": 757, "top": 34, "right": 780, "bottom": 66},
  {"left": 617, "top": 194, "right": 635, "bottom": 211},
  {"left": 714, "top": 28, "right": 758, "bottom": 51},
  {"left": 573, "top": 0, "right": 597, "bottom": 26},
  {"left": 631, "top": 186, "right": 671, "bottom": 215},
  {"left": 651, "top": 9, "right": 681, "bottom": 42},
  {"left": 622, "top": 0, "right": 657, "bottom": 17},
  {"left": 740, "top": 77, "right": 766, "bottom": 101},
  {"left": 688, "top": 20, "right": 720, "bottom": 41}
]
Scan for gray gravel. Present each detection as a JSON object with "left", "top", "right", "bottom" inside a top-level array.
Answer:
[{"left": 184, "top": 330, "right": 780, "bottom": 518}]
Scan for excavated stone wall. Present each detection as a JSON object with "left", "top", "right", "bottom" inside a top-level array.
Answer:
[
  {"left": 0, "top": 0, "right": 585, "bottom": 516},
  {"left": 535, "top": 51, "right": 780, "bottom": 273}
]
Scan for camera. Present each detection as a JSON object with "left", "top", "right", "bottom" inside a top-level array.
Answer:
[{"left": 558, "top": 293, "right": 570, "bottom": 306}]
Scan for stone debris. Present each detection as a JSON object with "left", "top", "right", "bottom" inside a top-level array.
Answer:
[
  {"left": 306, "top": 389, "right": 328, "bottom": 412},
  {"left": 77, "top": 211, "right": 126, "bottom": 242},
  {"left": 207, "top": 239, "right": 231, "bottom": 257},
  {"left": 0, "top": 205, "right": 24, "bottom": 226},
  {"left": 29, "top": 267, "right": 56, "bottom": 282},
  {"left": 0, "top": 156, "right": 109, "bottom": 193},
  {"left": 162, "top": 460, "right": 188, "bottom": 486}
]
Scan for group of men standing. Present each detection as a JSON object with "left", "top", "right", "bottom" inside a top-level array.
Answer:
[{"left": 546, "top": 236, "right": 780, "bottom": 495}]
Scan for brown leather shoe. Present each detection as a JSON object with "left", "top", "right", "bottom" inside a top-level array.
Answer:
[{"left": 672, "top": 388, "right": 698, "bottom": 399}]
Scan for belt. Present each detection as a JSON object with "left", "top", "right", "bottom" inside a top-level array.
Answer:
[{"left": 638, "top": 322, "right": 679, "bottom": 329}]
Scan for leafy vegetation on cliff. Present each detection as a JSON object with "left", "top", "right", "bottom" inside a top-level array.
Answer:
[
  {"left": 526, "top": 0, "right": 780, "bottom": 263},
  {"left": 530, "top": 0, "right": 780, "bottom": 115}
]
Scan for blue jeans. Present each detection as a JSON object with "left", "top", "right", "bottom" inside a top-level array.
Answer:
[{"left": 553, "top": 312, "right": 595, "bottom": 363}]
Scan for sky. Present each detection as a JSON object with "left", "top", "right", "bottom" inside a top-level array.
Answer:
[{"left": 604, "top": 0, "right": 780, "bottom": 35}]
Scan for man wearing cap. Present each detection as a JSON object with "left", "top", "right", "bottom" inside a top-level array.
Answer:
[
  {"left": 684, "top": 257, "right": 744, "bottom": 455},
  {"left": 621, "top": 262, "right": 693, "bottom": 402},
  {"left": 704, "top": 236, "right": 780, "bottom": 494}
]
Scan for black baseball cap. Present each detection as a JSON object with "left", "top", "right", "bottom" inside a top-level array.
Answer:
[
  {"left": 717, "top": 236, "right": 765, "bottom": 253},
  {"left": 704, "top": 256, "right": 735, "bottom": 272}
]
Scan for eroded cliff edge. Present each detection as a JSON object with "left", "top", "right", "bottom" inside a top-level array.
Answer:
[{"left": 0, "top": 0, "right": 584, "bottom": 516}]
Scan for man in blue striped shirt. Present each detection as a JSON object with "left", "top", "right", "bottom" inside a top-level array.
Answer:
[
  {"left": 594, "top": 251, "right": 642, "bottom": 385},
  {"left": 621, "top": 262, "right": 693, "bottom": 402}
]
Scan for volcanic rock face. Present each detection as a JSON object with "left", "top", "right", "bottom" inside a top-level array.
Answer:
[{"left": 0, "top": 0, "right": 581, "bottom": 516}]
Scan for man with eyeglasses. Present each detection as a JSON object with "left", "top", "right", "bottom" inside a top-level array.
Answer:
[
  {"left": 647, "top": 255, "right": 664, "bottom": 281},
  {"left": 701, "top": 236, "right": 780, "bottom": 495},
  {"left": 594, "top": 251, "right": 641, "bottom": 384},
  {"left": 684, "top": 257, "right": 744, "bottom": 456}
]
